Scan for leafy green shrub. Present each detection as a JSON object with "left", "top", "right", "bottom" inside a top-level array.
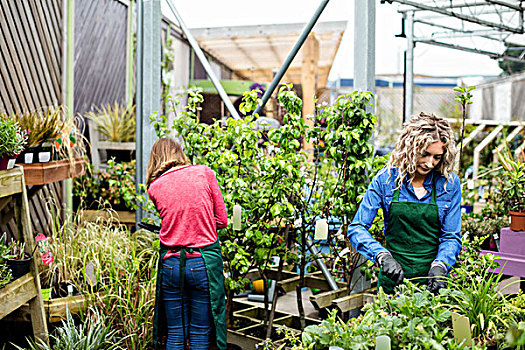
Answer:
[
  {"left": 0, "top": 116, "right": 27, "bottom": 157},
  {"left": 293, "top": 238, "right": 520, "bottom": 349},
  {"left": 13, "top": 308, "right": 125, "bottom": 350},
  {"left": 74, "top": 159, "right": 148, "bottom": 212}
]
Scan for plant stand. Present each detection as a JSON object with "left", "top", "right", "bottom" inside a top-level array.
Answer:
[
  {"left": 481, "top": 227, "right": 525, "bottom": 280},
  {"left": 21, "top": 158, "right": 86, "bottom": 186},
  {"left": 227, "top": 300, "right": 318, "bottom": 349},
  {"left": 0, "top": 166, "right": 49, "bottom": 345}
]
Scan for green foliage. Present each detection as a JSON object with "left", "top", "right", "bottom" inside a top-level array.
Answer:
[
  {"left": 73, "top": 159, "right": 155, "bottom": 214},
  {"left": 442, "top": 253, "right": 514, "bottom": 342},
  {"left": 86, "top": 103, "right": 136, "bottom": 142},
  {"left": 13, "top": 308, "right": 125, "bottom": 350},
  {"left": 294, "top": 237, "right": 522, "bottom": 349},
  {"left": 42, "top": 216, "right": 157, "bottom": 348},
  {"left": 10, "top": 106, "right": 65, "bottom": 148},
  {"left": 168, "top": 86, "right": 310, "bottom": 297},
  {"left": 454, "top": 85, "right": 475, "bottom": 173},
  {"left": 497, "top": 147, "right": 525, "bottom": 212},
  {"left": 454, "top": 86, "right": 475, "bottom": 107},
  {"left": 461, "top": 214, "right": 507, "bottom": 244},
  {"left": 0, "top": 116, "right": 27, "bottom": 157},
  {"left": 297, "top": 283, "right": 477, "bottom": 350},
  {"left": 0, "top": 233, "right": 13, "bottom": 288}
]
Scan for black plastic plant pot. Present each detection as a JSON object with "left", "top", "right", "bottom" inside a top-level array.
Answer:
[{"left": 7, "top": 255, "right": 32, "bottom": 280}]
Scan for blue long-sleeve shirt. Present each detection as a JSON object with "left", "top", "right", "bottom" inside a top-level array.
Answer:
[{"left": 348, "top": 167, "right": 462, "bottom": 271}]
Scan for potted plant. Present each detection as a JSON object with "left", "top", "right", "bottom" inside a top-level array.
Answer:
[
  {"left": 498, "top": 147, "right": 525, "bottom": 231},
  {"left": 86, "top": 102, "right": 136, "bottom": 163},
  {"left": 4, "top": 240, "right": 32, "bottom": 280},
  {"left": 0, "top": 115, "right": 27, "bottom": 170},
  {"left": 11, "top": 106, "right": 64, "bottom": 164}
]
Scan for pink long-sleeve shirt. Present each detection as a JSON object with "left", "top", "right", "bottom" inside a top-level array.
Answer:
[{"left": 147, "top": 165, "right": 228, "bottom": 258}]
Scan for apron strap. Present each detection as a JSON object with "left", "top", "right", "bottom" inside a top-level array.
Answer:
[{"left": 430, "top": 174, "right": 437, "bottom": 204}]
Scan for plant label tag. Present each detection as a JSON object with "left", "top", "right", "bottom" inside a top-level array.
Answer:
[
  {"left": 7, "top": 158, "right": 15, "bottom": 169},
  {"left": 85, "top": 261, "right": 97, "bottom": 287},
  {"left": 467, "top": 179, "right": 474, "bottom": 190},
  {"left": 35, "top": 234, "right": 54, "bottom": 265},
  {"left": 233, "top": 204, "right": 241, "bottom": 231},
  {"left": 375, "top": 335, "right": 391, "bottom": 350},
  {"left": 452, "top": 312, "right": 472, "bottom": 346},
  {"left": 314, "top": 219, "right": 328, "bottom": 240}
]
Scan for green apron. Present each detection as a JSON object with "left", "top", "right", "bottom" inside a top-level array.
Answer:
[
  {"left": 378, "top": 177, "right": 441, "bottom": 294},
  {"left": 153, "top": 240, "right": 227, "bottom": 350}
]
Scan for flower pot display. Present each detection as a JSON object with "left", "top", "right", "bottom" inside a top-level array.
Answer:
[
  {"left": 0, "top": 118, "right": 27, "bottom": 170},
  {"left": 6, "top": 254, "right": 31, "bottom": 280},
  {"left": 37, "top": 141, "right": 53, "bottom": 163},
  {"left": 0, "top": 154, "right": 18, "bottom": 170},
  {"left": 509, "top": 210, "right": 525, "bottom": 232}
]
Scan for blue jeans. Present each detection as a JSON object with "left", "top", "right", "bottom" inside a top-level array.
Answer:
[{"left": 162, "top": 256, "right": 212, "bottom": 350}]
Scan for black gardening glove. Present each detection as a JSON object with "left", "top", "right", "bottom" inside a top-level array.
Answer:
[
  {"left": 426, "top": 264, "right": 447, "bottom": 294},
  {"left": 378, "top": 252, "right": 404, "bottom": 284}
]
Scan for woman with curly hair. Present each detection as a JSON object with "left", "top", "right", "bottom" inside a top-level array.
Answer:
[{"left": 348, "top": 112, "right": 462, "bottom": 294}]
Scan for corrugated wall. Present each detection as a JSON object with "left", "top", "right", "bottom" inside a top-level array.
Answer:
[
  {"left": 0, "top": 0, "right": 62, "bottom": 114},
  {"left": 74, "top": 0, "right": 128, "bottom": 115}
]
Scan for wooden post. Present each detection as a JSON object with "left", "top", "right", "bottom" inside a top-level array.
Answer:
[{"left": 301, "top": 33, "right": 319, "bottom": 161}]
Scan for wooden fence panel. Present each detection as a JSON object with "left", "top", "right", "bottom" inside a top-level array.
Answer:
[
  {"left": 0, "top": 0, "right": 62, "bottom": 114},
  {"left": 74, "top": 0, "right": 128, "bottom": 115},
  {"left": 0, "top": 182, "right": 63, "bottom": 241}
]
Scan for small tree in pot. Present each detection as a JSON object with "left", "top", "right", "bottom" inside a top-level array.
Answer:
[{"left": 498, "top": 147, "right": 525, "bottom": 231}]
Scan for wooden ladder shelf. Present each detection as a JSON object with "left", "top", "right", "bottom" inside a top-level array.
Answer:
[{"left": 0, "top": 166, "right": 49, "bottom": 345}]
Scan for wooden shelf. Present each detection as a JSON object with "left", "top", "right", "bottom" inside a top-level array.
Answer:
[
  {"left": 84, "top": 209, "right": 136, "bottom": 224},
  {"left": 21, "top": 158, "right": 86, "bottom": 186},
  {"left": 0, "top": 167, "right": 24, "bottom": 197},
  {"left": 0, "top": 273, "right": 37, "bottom": 319}
]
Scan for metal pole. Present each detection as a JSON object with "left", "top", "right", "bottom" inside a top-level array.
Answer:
[
  {"left": 405, "top": 11, "right": 414, "bottom": 120},
  {"left": 306, "top": 239, "right": 339, "bottom": 290},
  {"left": 254, "top": 0, "right": 330, "bottom": 116},
  {"left": 165, "top": 0, "right": 241, "bottom": 120},
  {"left": 64, "top": 0, "right": 74, "bottom": 219},
  {"left": 135, "top": 0, "right": 144, "bottom": 225}
]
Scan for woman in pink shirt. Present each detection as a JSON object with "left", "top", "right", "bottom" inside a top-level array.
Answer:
[{"left": 147, "top": 138, "right": 228, "bottom": 350}]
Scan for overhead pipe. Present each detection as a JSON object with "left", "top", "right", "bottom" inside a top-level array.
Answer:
[
  {"left": 165, "top": 0, "right": 241, "bottom": 120},
  {"left": 254, "top": 0, "right": 330, "bottom": 116}
]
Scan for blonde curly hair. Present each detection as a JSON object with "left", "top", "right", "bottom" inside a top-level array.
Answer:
[{"left": 386, "top": 112, "right": 457, "bottom": 188}]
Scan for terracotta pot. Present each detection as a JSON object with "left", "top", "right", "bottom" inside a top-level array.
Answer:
[
  {"left": 0, "top": 154, "right": 18, "bottom": 170},
  {"left": 509, "top": 210, "right": 525, "bottom": 232}
]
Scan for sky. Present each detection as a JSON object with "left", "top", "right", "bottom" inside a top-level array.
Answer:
[{"left": 164, "top": 0, "right": 506, "bottom": 81}]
